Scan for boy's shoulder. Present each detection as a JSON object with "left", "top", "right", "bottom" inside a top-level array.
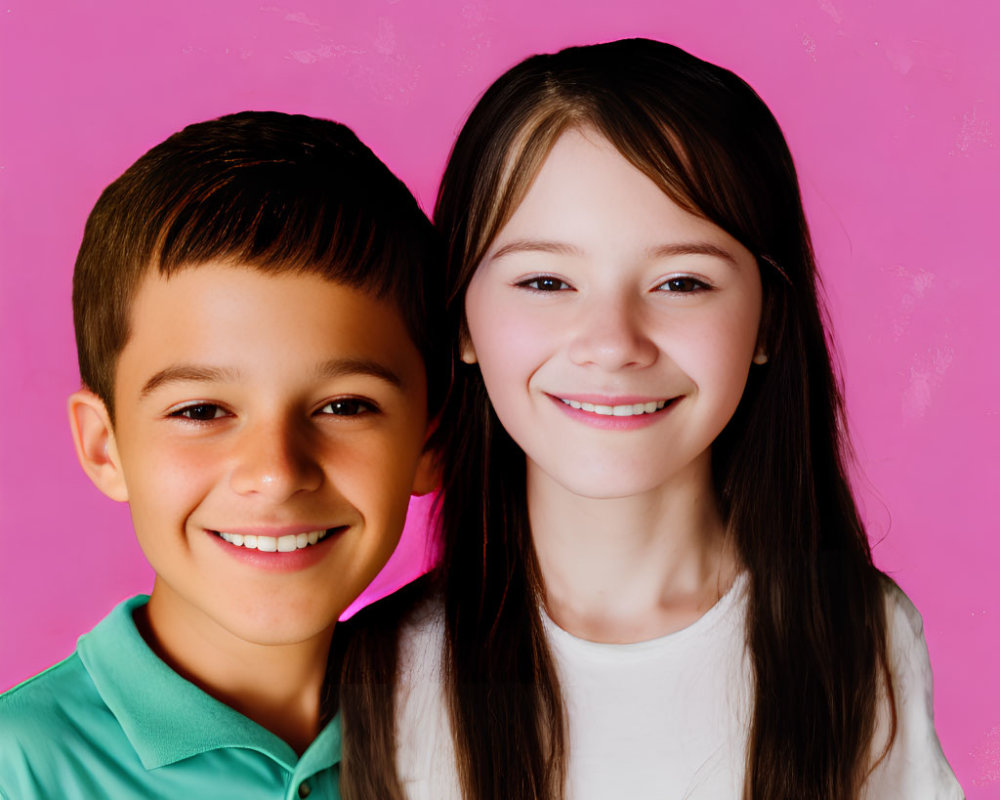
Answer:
[
  {"left": 0, "top": 648, "right": 97, "bottom": 723},
  {"left": 1, "top": 596, "right": 345, "bottom": 800},
  {"left": 0, "top": 651, "right": 103, "bottom": 760},
  {"left": 0, "top": 601, "right": 147, "bottom": 800}
]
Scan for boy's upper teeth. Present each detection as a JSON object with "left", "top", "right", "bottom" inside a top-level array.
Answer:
[
  {"left": 217, "top": 529, "right": 327, "bottom": 551},
  {"left": 561, "top": 399, "right": 668, "bottom": 416}
]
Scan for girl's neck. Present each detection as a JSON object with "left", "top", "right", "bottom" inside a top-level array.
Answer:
[{"left": 528, "top": 456, "right": 740, "bottom": 644}]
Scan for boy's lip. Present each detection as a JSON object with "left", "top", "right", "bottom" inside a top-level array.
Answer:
[{"left": 206, "top": 525, "right": 344, "bottom": 571}]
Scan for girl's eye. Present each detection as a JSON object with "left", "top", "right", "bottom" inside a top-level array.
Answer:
[
  {"left": 657, "top": 276, "right": 709, "bottom": 293},
  {"left": 318, "top": 398, "right": 378, "bottom": 417},
  {"left": 517, "top": 276, "right": 571, "bottom": 292},
  {"left": 170, "top": 404, "right": 227, "bottom": 421}
]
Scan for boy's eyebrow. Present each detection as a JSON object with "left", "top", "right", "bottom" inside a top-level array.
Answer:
[
  {"left": 140, "top": 365, "right": 239, "bottom": 397},
  {"left": 317, "top": 357, "right": 403, "bottom": 389},
  {"left": 140, "top": 359, "right": 404, "bottom": 397},
  {"left": 490, "top": 239, "right": 738, "bottom": 265}
]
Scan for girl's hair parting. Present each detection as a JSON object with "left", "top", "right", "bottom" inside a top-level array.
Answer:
[{"left": 338, "top": 38, "right": 896, "bottom": 800}]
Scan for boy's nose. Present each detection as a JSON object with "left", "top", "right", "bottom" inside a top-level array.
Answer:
[
  {"left": 566, "top": 292, "right": 658, "bottom": 371},
  {"left": 229, "top": 418, "right": 323, "bottom": 500}
]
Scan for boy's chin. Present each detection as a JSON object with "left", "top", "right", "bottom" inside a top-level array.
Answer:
[
  {"left": 144, "top": 583, "right": 348, "bottom": 656},
  {"left": 206, "top": 602, "right": 348, "bottom": 649}
]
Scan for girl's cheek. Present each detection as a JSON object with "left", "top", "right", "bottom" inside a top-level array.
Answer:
[{"left": 471, "top": 300, "right": 553, "bottom": 360}]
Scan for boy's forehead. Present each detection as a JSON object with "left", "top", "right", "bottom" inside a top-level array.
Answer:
[
  {"left": 123, "top": 259, "right": 376, "bottom": 335},
  {"left": 115, "top": 261, "right": 425, "bottom": 400}
]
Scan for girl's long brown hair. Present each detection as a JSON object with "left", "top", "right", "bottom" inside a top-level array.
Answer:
[{"left": 339, "top": 38, "right": 896, "bottom": 800}]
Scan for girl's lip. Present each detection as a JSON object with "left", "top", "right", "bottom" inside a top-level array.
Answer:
[
  {"left": 547, "top": 394, "right": 677, "bottom": 429},
  {"left": 551, "top": 393, "right": 670, "bottom": 406}
]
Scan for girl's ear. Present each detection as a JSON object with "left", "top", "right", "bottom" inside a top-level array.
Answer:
[
  {"left": 459, "top": 334, "right": 478, "bottom": 365},
  {"left": 458, "top": 316, "right": 478, "bottom": 364},
  {"left": 68, "top": 389, "right": 129, "bottom": 502},
  {"left": 754, "top": 277, "right": 782, "bottom": 366}
]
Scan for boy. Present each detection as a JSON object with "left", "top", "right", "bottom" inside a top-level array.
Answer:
[{"left": 0, "top": 111, "right": 442, "bottom": 799}]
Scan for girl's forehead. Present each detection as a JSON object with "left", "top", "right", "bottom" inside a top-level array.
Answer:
[{"left": 489, "top": 129, "right": 745, "bottom": 262}]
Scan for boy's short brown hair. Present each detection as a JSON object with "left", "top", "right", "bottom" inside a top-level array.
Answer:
[{"left": 73, "top": 111, "right": 442, "bottom": 419}]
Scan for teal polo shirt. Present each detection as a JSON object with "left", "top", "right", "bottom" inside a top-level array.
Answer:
[{"left": 0, "top": 596, "right": 341, "bottom": 799}]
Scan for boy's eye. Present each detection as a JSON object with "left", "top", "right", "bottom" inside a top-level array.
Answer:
[
  {"left": 169, "top": 403, "right": 227, "bottom": 421},
  {"left": 517, "top": 276, "right": 571, "bottom": 292},
  {"left": 318, "top": 398, "right": 378, "bottom": 417},
  {"left": 657, "top": 276, "right": 709, "bottom": 293}
]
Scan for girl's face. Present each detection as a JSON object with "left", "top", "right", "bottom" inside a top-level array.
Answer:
[{"left": 463, "top": 128, "right": 763, "bottom": 501}]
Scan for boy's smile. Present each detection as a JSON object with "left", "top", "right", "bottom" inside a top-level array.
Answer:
[{"left": 71, "top": 263, "right": 435, "bottom": 652}]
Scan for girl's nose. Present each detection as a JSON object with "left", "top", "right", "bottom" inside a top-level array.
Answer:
[
  {"left": 229, "top": 417, "right": 324, "bottom": 500},
  {"left": 566, "top": 293, "right": 658, "bottom": 371}
]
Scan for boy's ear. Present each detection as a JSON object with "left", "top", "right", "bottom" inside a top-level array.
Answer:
[
  {"left": 68, "top": 389, "right": 129, "bottom": 502},
  {"left": 410, "top": 421, "right": 441, "bottom": 496}
]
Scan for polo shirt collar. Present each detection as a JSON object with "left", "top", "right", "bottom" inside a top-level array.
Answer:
[{"left": 76, "top": 596, "right": 342, "bottom": 773}]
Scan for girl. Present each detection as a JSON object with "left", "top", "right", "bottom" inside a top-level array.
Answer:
[{"left": 338, "top": 38, "right": 962, "bottom": 800}]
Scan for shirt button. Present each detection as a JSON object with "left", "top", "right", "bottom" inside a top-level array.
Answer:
[{"left": 298, "top": 782, "right": 311, "bottom": 798}]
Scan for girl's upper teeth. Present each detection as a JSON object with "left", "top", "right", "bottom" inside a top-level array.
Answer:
[
  {"left": 217, "top": 529, "right": 327, "bottom": 551},
  {"left": 561, "top": 399, "right": 668, "bottom": 416}
]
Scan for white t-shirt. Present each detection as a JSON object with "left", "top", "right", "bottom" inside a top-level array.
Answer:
[{"left": 394, "top": 575, "right": 963, "bottom": 799}]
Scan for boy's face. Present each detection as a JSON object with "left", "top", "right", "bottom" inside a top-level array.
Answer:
[{"left": 70, "top": 263, "right": 435, "bottom": 649}]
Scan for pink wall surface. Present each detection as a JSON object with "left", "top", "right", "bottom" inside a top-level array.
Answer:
[{"left": 0, "top": 0, "right": 996, "bottom": 793}]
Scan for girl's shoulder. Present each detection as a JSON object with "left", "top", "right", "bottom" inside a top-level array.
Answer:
[
  {"left": 877, "top": 576, "right": 951, "bottom": 690},
  {"left": 346, "top": 572, "right": 438, "bottom": 632},
  {"left": 396, "top": 580, "right": 447, "bottom": 682},
  {"left": 335, "top": 573, "right": 440, "bottom": 682},
  {"left": 880, "top": 575, "right": 926, "bottom": 651},
  {"left": 864, "top": 575, "right": 965, "bottom": 799},
  {"left": 395, "top": 577, "right": 445, "bottom": 636},
  {"left": 392, "top": 583, "right": 463, "bottom": 799}
]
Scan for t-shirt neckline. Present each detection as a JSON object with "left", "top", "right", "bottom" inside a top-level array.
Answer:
[{"left": 540, "top": 571, "right": 748, "bottom": 656}]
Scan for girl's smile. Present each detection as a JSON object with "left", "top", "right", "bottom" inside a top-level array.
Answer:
[
  {"left": 549, "top": 393, "right": 677, "bottom": 431},
  {"left": 462, "top": 127, "right": 763, "bottom": 501}
]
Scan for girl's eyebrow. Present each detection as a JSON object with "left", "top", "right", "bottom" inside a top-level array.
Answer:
[
  {"left": 489, "top": 239, "right": 739, "bottom": 266},
  {"left": 489, "top": 240, "right": 580, "bottom": 260},
  {"left": 645, "top": 242, "right": 738, "bottom": 265}
]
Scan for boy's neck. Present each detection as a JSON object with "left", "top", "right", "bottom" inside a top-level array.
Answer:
[
  {"left": 527, "top": 455, "right": 740, "bottom": 644},
  {"left": 135, "top": 582, "right": 334, "bottom": 755}
]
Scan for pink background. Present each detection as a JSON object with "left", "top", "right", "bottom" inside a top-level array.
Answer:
[{"left": 0, "top": 0, "right": 996, "bottom": 794}]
